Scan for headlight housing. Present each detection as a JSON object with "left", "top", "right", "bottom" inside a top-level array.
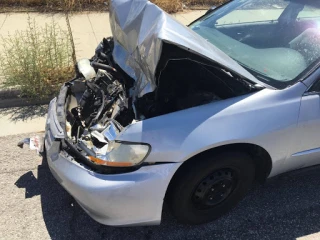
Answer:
[{"left": 88, "top": 141, "right": 151, "bottom": 168}]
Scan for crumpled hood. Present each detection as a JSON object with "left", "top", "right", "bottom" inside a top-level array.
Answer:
[{"left": 109, "top": 0, "right": 269, "bottom": 98}]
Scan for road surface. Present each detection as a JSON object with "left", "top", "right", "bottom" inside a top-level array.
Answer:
[{"left": 1, "top": 133, "right": 320, "bottom": 239}]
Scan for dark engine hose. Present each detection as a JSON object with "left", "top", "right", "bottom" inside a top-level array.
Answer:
[
  {"left": 98, "top": 52, "right": 113, "bottom": 67},
  {"left": 90, "top": 89, "right": 105, "bottom": 127},
  {"left": 91, "top": 61, "right": 117, "bottom": 73}
]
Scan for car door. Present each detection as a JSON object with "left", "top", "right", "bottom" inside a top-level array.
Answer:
[{"left": 288, "top": 78, "right": 320, "bottom": 170}]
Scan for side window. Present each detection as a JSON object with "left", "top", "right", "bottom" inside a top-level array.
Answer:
[
  {"left": 309, "top": 79, "right": 320, "bottom": 93},
  {"left": 297, "top": 5, "right": 320, "bottom": 21},
  {"left": 216, "top": 0, "right": 289, "bottom": 26}
]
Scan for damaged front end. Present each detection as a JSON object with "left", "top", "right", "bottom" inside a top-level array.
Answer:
[
  {"left": 53, "top": 0, "right": 267, "bottom": 174},
  {"left": 60, "top": 38, "right": 150, "bottom": 174},
  {"left": 62, "top": 40, "right": 257, "bottom": 174}
]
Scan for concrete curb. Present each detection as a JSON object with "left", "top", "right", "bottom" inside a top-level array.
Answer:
[
  {"left": 0, "top": 97, "right": 51, "bottom": 108},
  {"left": 0, "top": 88, "right": 21, "bottom": 99},
  {"left": 0, "top": 89, "right": 51, "bottom": 108}
]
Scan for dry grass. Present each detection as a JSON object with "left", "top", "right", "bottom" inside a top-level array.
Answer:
[
  {"left": 152, "top": 0, "right": 182, "bottom": 13},
  {"left": 0, "top": 17, "right": 75, "bottom": 99},
  {"left": 0, "top": 0, "right": 107, "bottom": 11},
  {"left": 0, "top": 0, "right": 227, "bottom": 13},
  {"left": 185, "top": 0, "right": 225, "bottom": 5}
]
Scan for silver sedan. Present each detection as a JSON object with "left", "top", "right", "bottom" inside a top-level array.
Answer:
[{"left": 45, "top": 0, "right": 320, "bottom": 226}]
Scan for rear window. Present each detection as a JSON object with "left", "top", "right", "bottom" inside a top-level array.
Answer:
[{"left": 217, "top": 0, "right": 289, "bottom": 25}]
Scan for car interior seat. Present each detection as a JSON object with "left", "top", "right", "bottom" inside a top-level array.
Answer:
[{"left": 290, "top": 28, "right": 320, "bottom": 65}]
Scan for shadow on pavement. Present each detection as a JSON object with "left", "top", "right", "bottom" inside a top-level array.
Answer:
[
  {"left": 0, "top": 104, "right": 48, "bottom": 121},
  {"left": 15, "top": 155, "right": 320, "bottom": 240},
  {"left": 15, "top": 171, "right": 41, "bottom": 198}
]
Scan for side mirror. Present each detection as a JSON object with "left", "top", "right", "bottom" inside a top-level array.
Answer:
[{"left": 206, "top": 6, "right": 217, "bottom": 15}]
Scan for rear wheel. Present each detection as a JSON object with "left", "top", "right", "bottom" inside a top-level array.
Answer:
[{"left": 167, "top": 152, "right": 255, "bottom": 225}]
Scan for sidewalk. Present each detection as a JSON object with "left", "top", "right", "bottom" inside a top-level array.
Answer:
[
  {"left": 0, "top": 10, "right": 205, "bottom": 61},
  {"left": 0, "top": 10, "right": 205, "bottom": 136},
  {"left": 0, "top": 106, "right": 47, "bottom": 137}
]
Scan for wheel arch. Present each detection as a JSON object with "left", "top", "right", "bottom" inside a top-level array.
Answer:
[{"left": 165, "top": 143, "right": 272, "bottom": 201}]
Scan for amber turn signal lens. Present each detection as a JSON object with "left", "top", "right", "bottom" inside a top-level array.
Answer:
[{"left": 88, "top": 156, "right": 134, "bottom": 167}]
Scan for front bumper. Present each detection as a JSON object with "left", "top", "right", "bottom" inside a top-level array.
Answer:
[{"left": 45, "top": 95, "right": 182, "bottom": 226}]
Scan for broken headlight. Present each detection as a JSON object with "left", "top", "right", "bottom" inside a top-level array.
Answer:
[{"left": 88, "top": 142, "right": 151, "bottom": 167}]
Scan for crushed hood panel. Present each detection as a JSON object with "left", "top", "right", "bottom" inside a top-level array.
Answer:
[{"left": 109, "top": 0, "right": 268, "bottom": 97}]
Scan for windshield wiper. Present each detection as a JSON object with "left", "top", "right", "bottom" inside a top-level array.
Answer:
[
  {"left": 220, "top": 66, "right": 265, "bottom": 91},
  {"left": 230, "top": 61, "right": 270, "bottom": 89},
  {"left": 240, "top": 77, "right": 265, "bottom": 90}
]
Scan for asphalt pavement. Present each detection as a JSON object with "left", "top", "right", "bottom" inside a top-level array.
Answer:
[{"left": 1, "top": 133, "right": 320, "bottom": 240}]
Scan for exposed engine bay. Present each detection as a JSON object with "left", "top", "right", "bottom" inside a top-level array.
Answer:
[{"left": 63, "top": 37, "right": 260, "bottom": 172}]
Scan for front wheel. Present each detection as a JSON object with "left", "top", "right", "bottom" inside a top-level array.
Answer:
[{"left": 167, "top": 152, "right": 255, "bottom": 225}]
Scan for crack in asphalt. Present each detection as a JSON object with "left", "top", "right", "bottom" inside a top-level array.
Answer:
[
  {"left": 87, "top": 14, "right": 98, "bottom": 45},
  {"left": 0, "top": 14, "right": 8, "bottom": 32},
  {"left": 0, "top": 167, "right": 38, "bottom": 175},
  {"left": 0, "top": 165, "right": 47, "bottom": 175}
]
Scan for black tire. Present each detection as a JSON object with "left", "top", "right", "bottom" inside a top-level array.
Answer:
[{"left": 166, "top": 151, "right": 255, "bottom": 225}]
